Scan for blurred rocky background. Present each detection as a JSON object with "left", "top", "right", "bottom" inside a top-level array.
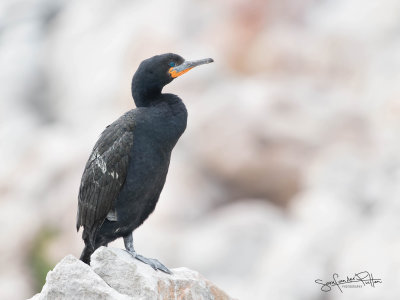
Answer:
[{"left": 1, "top": 0, "right": 400, "bottom": 299}]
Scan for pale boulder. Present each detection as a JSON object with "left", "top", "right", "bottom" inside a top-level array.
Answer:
[{"left": 30, "top": 247, "right": 234, "bottom": 300}]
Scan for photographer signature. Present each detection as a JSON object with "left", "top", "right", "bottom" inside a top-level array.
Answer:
[{"left": 315, "top": 271, "right": 382, "bottom": 293}]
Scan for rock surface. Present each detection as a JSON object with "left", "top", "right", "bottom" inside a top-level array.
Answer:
[{"left": 30, "top": 247, "right": 233, "bottom": 300}]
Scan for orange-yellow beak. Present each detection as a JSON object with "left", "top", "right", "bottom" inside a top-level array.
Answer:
[{"left": 169, "top": 58, "right": 214, "bottom": 78}]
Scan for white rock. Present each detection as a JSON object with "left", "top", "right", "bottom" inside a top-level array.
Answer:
[
  {"left": 29, "top": 255, "right": 130, "bottom": 300},
  {"left": 91, "top": 247, "right": 233, "bottom": 300},
  {"left": 30, "top": 247, "right": 234, "bottom": 300}
]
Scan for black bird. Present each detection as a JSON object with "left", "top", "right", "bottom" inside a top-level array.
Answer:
[{"left": 76, "top": 53, "right": 213, "bottom": 273}]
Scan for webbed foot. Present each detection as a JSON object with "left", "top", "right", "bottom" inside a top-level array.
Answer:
[
  {"left": 126, "top": 250, "right": 172, "bottom": 274},
  {"left": 123, "top": 233, "right": 172, "bottom": 274}
]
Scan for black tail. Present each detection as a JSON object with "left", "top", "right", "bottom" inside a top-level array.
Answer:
[
  {"left": 80, "top": 244, "right": 94, "bottom": 265},
  {"left": 79, "top": 224, "right": 99, "bottom": 264}
]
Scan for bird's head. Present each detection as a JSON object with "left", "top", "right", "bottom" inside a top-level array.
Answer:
[{"left": 131, "top": 53, "right": 213, "bottom": 107}]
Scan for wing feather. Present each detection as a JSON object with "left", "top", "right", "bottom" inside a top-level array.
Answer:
[{"left": 76, "top": 111, "right": 136, "bottom": 247}]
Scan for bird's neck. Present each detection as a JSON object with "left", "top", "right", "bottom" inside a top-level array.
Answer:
[{"left": 131, "top": 85, "right": 162, "bottom": 107}]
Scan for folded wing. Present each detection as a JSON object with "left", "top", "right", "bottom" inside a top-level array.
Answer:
[{"left": 76, "top": 112, "right": 135, "bottom": 247}]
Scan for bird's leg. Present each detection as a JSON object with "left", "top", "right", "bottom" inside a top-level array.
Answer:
[
  {"left": 123, "top": 233, "right": 172, "bottom": 274},
  {"left": 123, "top": 233, "right": 137, "bottom": 256}
]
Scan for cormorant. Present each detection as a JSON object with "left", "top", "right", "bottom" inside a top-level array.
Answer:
[{"left": 76, "top": 53, "right": 213, "bottom": 274}]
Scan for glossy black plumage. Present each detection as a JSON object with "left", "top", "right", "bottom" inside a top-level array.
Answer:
[
  {"left": 76, "top": 112, "right": 135, "bottom": 246},
  {"left": 77, "top": 53, "right": 213, "bottom": 268}
]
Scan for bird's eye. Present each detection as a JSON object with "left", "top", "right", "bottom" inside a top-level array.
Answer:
[{"left": 168, "top": 62, "right": 176, "bottom": 67}]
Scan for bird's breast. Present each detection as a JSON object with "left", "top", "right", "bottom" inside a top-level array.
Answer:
[{"left": 139, "top": 103, "right": 187, "bottom": 149}]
